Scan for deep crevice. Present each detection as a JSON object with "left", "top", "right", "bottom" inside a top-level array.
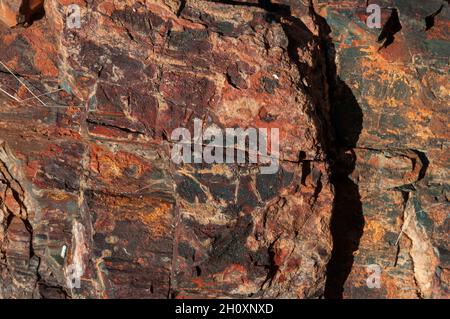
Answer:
[
  {"left": 18, "top": 0, "right": 46, "bottom": 27},
  {"left": 177, "top": 0, "right": 187, "bottom": 17},
  {"left": 307, "top": 2, "right": 364, "bottom": 299},
  {"left": 4, "top": 0, "right": 366, "bottom": 299},
  {"left": 204, "top": 0, "right": 291, "bottom": 15},
  {"left": 86, "top": 118, "right": 146, "bottom": 136},
  {"left": 324, "top": 150, "right": 364, "bottom": 299},
  {"left": 220, "top": 0, "right": 364, "bottom": 298},
  {"left": 425, "top": 4, "right": 444, "bottom": 31},
  {"left": 412, "top": 150, "right": 430, "bottom": 182},
  {"left": 377, "top": 8, "right": 402, "bottom": 50}
]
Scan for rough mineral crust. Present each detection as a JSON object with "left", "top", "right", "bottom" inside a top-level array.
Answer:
[
  {"left": 0, "top": 0, "right": 448, "bottom": 300},
  {"left": 0, "top": 0, "right": 333, "bottom": 298},
  {"left": 0, "top": 0, "right": 45, "bottom": 27},
  {"left": 306, "top": 0, "right": 449, "bottom": 299}
]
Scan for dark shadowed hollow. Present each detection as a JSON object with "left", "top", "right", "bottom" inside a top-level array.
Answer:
[{"left": 307, "top": 3, "right": 364, "bottom": 299}]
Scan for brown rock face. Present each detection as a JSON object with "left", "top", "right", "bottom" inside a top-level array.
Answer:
[
  {"left": 0, "top": 0, "right": 45, "bottom": 27},
  {"left": 305, "top": 0, "right": 449, "bottom": 299},
  {"left": 0, "top": 0, "right": 448, "bottom": 299},
  {"left": 0, "top": 0, "right": 333, "bottom": 298}
]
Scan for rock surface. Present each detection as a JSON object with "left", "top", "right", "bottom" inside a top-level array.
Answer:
[
  {"left": 0, "top": 0, "right": 333, "bottom": 298},
  {"left": 0, "top": 0, "right": 448, "bottom": 299},
  {"left": 307, "top": 0, "right": 449, "bottom": 299}
]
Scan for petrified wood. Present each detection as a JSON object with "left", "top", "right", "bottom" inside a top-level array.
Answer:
[{"left": 0, "top": 0, "right": 448, "bottom": 299}]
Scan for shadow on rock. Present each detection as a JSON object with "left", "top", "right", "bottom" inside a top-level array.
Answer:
[{"left": 308, "top": 2, "right": 365, "bottom": 299}]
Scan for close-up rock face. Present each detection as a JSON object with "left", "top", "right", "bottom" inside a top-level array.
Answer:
[{"left": 0, "top": 0, "right": 448, "bottom": 299}]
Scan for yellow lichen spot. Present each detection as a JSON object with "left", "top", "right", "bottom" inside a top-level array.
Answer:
[
  {"left": 365, "top": 220, "right": 385, "bottom": 242},
  {"left": 105, "top": 235, "right": 119, "bottom": 244},
  {"left": 138, "top": 202, "right": 172, "bottom": 238}
]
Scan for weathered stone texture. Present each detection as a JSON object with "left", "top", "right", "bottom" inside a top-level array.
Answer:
[
  {"left": 0, "top": 0, "right": 333, "bottom": 298},
  {"left": 310, "top": 0, "right": 449, "bottom": 299},
  {"left": 0, "top": 0, "right": 448, "bottom": 299}
]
